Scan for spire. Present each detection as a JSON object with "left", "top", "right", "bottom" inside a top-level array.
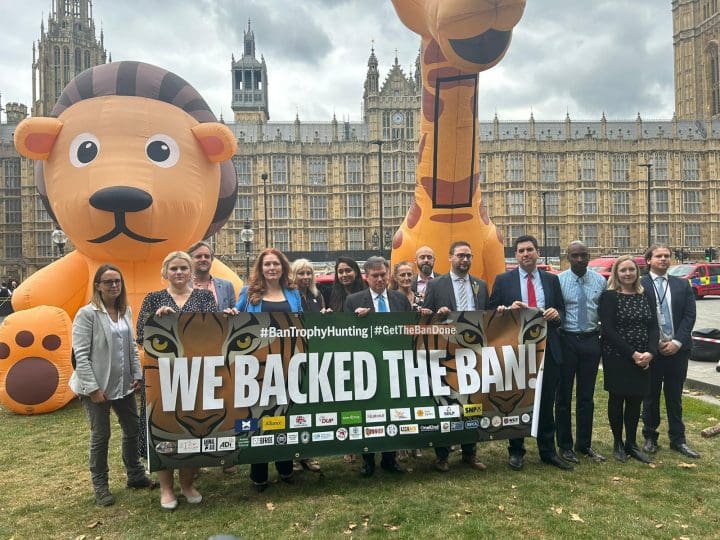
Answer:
[
  {"left": 364, "top": 43, "right": 380, "bottom": 98},
  {"left": 244, "top": 19, "right": 256, "bottom": 58},
  {"left": 414, "top": 48, "right": 421, "bottom": 91}
]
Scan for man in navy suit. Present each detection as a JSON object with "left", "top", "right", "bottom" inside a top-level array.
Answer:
[
  {"left": 641, "top": 244, "right": 699, "bottom": 458},
  {"left": 488, "top": 235, "right": 572, "bottom": 471},
  {"left": 189, "top": 240, "right": 237, "bottom": 310},
  {"left": 422, "top": 240, "right": 489, "bottom": 473},
  {"left": 345, "top": 256, "right": 410, "bottom": 476}
]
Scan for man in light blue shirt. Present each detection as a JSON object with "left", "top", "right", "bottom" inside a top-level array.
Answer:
[{"left": 556, "top": 241, "right": 607, "bottom": 462}]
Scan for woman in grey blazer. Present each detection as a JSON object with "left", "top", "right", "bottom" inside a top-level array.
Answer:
[{"left": 69, "top": 264, "right": 153, "bottom": 506}]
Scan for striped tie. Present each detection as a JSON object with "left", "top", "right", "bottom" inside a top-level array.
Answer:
[{"left": 456, "top": 278, "right": 468, "bottom": 311}]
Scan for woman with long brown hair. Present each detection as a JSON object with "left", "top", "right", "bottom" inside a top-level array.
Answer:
[{"left": 236, "top": 248, "right": 302, "bottom": 491}]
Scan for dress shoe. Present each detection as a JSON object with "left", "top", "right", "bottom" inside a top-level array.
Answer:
[
  {"left": 670, "top": 442, "right": 701, "bottom": 459},
  {"left": 181, "top": 488, "right": 203, "bottom": 504},
  {"left": 462, "top": 454, "right": 487, "bottom": 471},
  {"left": 381, "top": 461, "right": 405, "bottom": 474},
  {"left": 560, "top": 449, "right": 580, "bottom": 464},
  {"left": 542, "top": 454, "right": 574, "bottom": 470},
  {"left": 577, "top": 447, "right": 607, "bottom": 462},
  {"left": 360, "top": 464, "right": 375, "bottom": 477},
  {"left": 508, "top": 454, "right": 524, "bottom": 471},
  {"left": 94, "top": 487, "right": 115, "bottom": 507},
  {"left": 613, "top": 442, "right": 628, "bottom": 462},
  {"left": 280, "top": 473, "right": 295, "bottom": 484},
  {"left": 642, "top": 438, "right": 658, "bottom": 454},
  {"left": 625, "top": 445, "right": 652, "bottom": 464},
  {"left": 299, "top": 458, "right": 322, "bottom": 472},
  {"left": 126, "top": 475, "right": 158, "bottom": 489},
  {"left": 434, "top": 458, "right": 450, "bottom": 472}
]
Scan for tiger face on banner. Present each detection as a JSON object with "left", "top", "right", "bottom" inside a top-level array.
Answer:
[
  {"left": 414, "top": 308, "right": 545, "bottom": 435},
  {"left": 142, "top": 312, "right": 305, "bottom": 465}
]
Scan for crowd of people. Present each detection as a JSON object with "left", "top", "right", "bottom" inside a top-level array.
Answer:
[{"left": 67, "top": 236, "right": 700, "bottom": 509}]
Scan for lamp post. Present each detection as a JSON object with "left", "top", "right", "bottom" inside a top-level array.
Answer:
[
  {"left": 639, "top": 162, "right": 653, "bottom": 248},
  {"left": 51, "top": 225, "right": 67, "bottom": 259},
  {"left": 261, "top": 172, "right": 269, "bottom": 247},
  {"left": 240, "top": 219, "right": 254, "bottom": 281},
  {"left": 541, "top": 192, "right": 549, "bottom": 265},
  {"left": 369, "top": 140, "right": 384, "bottom": 256}
]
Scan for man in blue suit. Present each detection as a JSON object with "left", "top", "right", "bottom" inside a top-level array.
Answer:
[
  {"left": 189, "top": 240, "right": 236, "bottom": 310},
  {"left": 641, "top": 244, "right": 699, "bottom": 459},
  {"left": 488, "top": 235, "right": 572, "bottom": 471}
]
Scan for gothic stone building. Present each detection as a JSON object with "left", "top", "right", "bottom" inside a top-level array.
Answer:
[{"left": 1, "top": 1, "right": 720, "bottom": 282}]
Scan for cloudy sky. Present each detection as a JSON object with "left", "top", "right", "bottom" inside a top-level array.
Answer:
[{"left": 1, "top": 0, "right": 674, "bottom": 123}]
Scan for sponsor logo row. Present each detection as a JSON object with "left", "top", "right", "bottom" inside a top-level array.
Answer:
[
  {"left": 177, "top": 414, "right": 532, "bottom": 453},
  {"left": 234, "top": 404, "right": 488, "bottom": 434}
]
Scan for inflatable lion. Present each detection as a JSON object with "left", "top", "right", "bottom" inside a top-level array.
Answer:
[{"left": 0, "top": 61, "right": 241, "bottom": 414}]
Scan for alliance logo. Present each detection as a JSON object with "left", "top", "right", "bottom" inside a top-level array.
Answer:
[{"left": 261, "top": 416, "right": 286, "bottom": 431}]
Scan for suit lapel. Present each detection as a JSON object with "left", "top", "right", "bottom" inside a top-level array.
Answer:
[{"left": 510, "top": 269, "right": 522, "bottom": 302}]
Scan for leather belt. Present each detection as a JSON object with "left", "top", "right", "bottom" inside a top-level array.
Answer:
[{"left": 561, "top": 330, "right": 599, "bottom": 338}]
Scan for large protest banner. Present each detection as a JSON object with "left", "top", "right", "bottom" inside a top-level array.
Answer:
[{"left": 142, "top": 309, "right": 546, "bottom": 471}]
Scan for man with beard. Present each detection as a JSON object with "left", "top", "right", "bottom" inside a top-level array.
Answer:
[
  {"left": 188, "top": 241, "right": 236, "bottom": 310},
  {"left": 412, "top": 246, "right": 436, "bottom": 302},
  {"left": 488, "top": 235, "right": 571, "bottom": 471},
  {"left": 422, "top": 241, "right": 488, "bottom": 473},
  {"left": 556, "top": 241, "right": 607, "bottom": 463}
]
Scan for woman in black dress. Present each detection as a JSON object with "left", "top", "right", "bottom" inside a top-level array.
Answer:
[
  {"left": 137, "top": 251, "right": 218, "bottom": 510},
  {"left": 599, "top": 255, "right": 658, "bottom": 464},
  {"left": 291, "top": 258, "right": 327, "bottom": 313},
  {"left": 327, "top": 257, "right": 366, "bottom": 313}
]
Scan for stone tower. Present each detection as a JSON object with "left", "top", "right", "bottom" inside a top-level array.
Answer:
[
  {"left": 32, "top": 0, "right": 107, "bottom": 117},
  {"left": 231, "top": 20, "right": 269, "bottom": 123},
  {"left": 672, "top": 0, "right": 720, "bottom": 119}
]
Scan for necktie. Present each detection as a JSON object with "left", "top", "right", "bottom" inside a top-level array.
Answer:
[
  {"left": 377, "top": 294, "right": 388, "bottom": 312},
  {"left": 576, "top": 277, "right": 588, "bottom": 332},
  {"left": 655, "top": 277, "right": 673, "bottom": 338},
  {"left": 526, "top": 273, "right": 537, "bottom": 307},
  {"left": 456, "top": 278, "right": 468, "bottom": 310}
]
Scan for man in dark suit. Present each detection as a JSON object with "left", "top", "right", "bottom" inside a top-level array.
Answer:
[
  {"left": 422, "top": 240, "right": 488, "bottom": 473},
  {"left": 345, "top": 256, "right": 411, "bottom": 476},
  {"left": 487, "top": 234, "right": 571, "bottom": 471},
  {"left": 411, "top": 245, "right": 436, "bottom": 302},
  {"left": 189, "top": 240, "right": 237, "bottom": 310},
  {"left": 641, "top": 244, "right": 699, "bottom": 458}
]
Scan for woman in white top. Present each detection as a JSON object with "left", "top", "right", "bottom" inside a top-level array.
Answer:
[{"left": 69, "top": 264, "right": 153, "bottom": 506}]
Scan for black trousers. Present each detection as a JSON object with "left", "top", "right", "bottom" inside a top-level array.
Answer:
[
  {"left": 508, "top": 352, "right": 560, "bottom": 460},
  {"left": 642, "top": 350, "right": 689, "bottom": 445},
  {"left": 555, "top": 333, "right": 602, "bottom": 451},
  {"left": 608, "top": 392, "right": 642, "bottom": 447},
  {"left": 435, "top": 444, "right": 475, "bottom": 461},
  {"left": 250, "top": 460, "right": 293, "bottom": 484},
  {"left": 362, "top": 451, "right": 397, "bottom": 469}
]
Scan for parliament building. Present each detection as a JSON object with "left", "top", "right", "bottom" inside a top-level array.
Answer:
[{"left": 1, "top": 0, "right": 719, "bottom": 281}]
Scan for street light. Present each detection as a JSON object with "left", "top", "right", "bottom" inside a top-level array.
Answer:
[
  {"left": 369, "top": 140, "right": 384, "bottom": 257},
  {"left": 639, "top": 162, "right": 653, "bottom": 248},
  {"left": 541, "top": 192, "right": 549, "bottom": 265},
  {"left": 240, "top": 219, "right": 254, "bottom": 280},
  {"left": 260, "top": 172, "right": 269, "bottom": 248},
  {"left": 51, "top": 225, "right": 67, "bottom": 258}
]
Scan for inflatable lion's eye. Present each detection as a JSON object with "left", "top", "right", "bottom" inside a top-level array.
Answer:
[
  {"left": 69, "top": 132, "right": 100, "bottom": 168},
  {"left": 145, "top": 134, "right": 180, "bottom": 168}
]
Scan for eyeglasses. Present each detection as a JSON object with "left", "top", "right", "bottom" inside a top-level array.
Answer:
[
  {"left": 454, "top": 253, "right": 473, "bottom": 260},
  {"left": 99, "top": 279, "right": 122, "bottom": 286}
]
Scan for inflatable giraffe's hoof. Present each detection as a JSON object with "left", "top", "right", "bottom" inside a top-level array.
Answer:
[{"left": 0, "top": 306, "right": 74, "bottom": 414}]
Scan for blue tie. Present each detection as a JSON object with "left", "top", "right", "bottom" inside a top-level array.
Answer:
[
  {"left": 655, "top": 277, "right": 673, "bottom": 339},
  {"left": 377, "top": 294, "right": 388, "bottom": 312},
  {"left": 576, "top": 277, "right": 588, "bottom": 332}
]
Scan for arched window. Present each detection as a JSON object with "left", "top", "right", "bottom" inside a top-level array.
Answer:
[
  {"left": 708, "top": 42, "right": 720, "bottom": 116},
  {"left": 74, "top": 48, "right": 82, "bottom": 75}
]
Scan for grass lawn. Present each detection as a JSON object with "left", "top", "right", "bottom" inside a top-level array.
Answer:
[{"left": 1, "top": 377, "right": 719, "bottom": 540}]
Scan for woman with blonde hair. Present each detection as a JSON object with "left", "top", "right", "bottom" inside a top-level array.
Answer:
[
  {"left": 291, "top": 258, "right": 326, "bottom": 313},
  {"left": 70, "top": 264, "right": 154, "bottom": 506},
  {"left": 389, "top": 260, "right": 421, "bottom": 311},
  {"left": 599, "top": 255, "right": 658, "bottom": 464},
  {"left": 137, "top": 251, "right": 218, "bottom": 509}
]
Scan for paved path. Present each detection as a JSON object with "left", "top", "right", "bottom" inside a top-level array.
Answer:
[{"left": 685, "top": 296, "right": 720, "bottom": 399}]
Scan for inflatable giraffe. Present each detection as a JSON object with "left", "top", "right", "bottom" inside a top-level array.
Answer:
[{"left": 390, "top": 0, "right": 526, "bottom": 290}]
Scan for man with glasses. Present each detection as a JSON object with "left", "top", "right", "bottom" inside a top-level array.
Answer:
[{"left": 422, "top": 241, "right": 488, "bottom": 473}]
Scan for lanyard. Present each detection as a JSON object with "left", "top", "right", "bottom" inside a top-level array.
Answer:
[{"left": 651, "top": 277, "right": 669, "bottom": 309}]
